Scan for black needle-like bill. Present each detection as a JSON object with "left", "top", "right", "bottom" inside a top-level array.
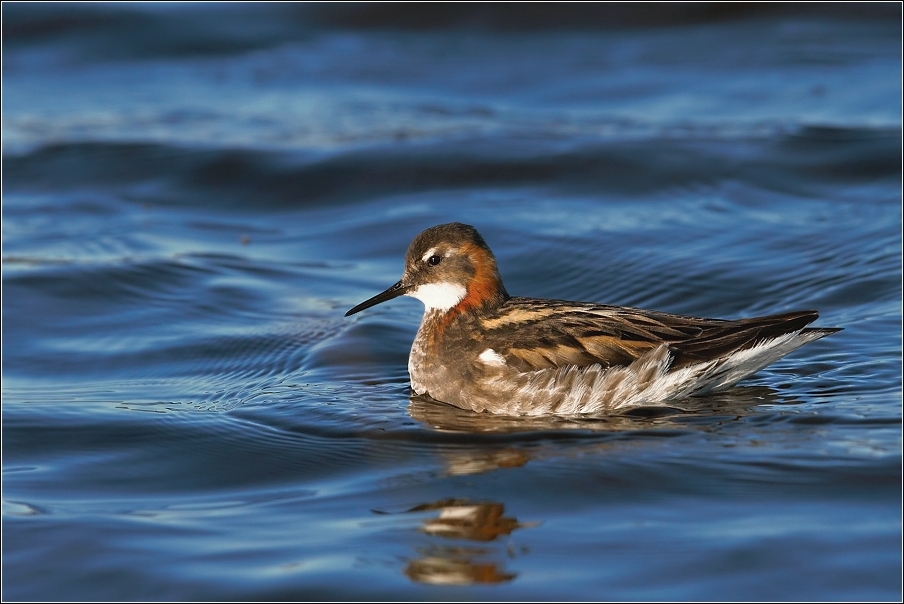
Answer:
[{"left": 345, "top": 280, "right": 409, "bottom": 316}]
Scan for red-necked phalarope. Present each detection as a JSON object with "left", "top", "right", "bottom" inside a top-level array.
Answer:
[{"left": 345, "top": 222, "right": 840, "bottom": 415}]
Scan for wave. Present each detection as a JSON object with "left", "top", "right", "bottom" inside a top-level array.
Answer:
[
  {"left": 4, "top": 4, "right": 897, "bottom": 63},
  {"left": 4, "top": 126, "right": 900, "bottom": 210}
]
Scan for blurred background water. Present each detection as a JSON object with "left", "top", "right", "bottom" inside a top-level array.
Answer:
[{"left": 2, "top": 3, "right": 901, "bottom": 600}]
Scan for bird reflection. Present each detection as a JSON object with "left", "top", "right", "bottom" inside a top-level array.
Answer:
[
  {"left": 399, "top": 499, "right": 531, "bottom": 585},
  {"left": 409, "top": 498, "right": 524, "bottom": 540},
  {"left": 398, "top": 386, "right": 795, "bottom": 585},
  {"left": 440, "top": 448, "right": 531, "bottom": 476},
  {"left": 405, "top": 551, "right": 516, "bottom": 585}
]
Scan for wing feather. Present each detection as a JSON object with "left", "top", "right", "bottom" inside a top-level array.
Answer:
[{"left": 482, "top": 298, "right": 823, "bottom": 372}]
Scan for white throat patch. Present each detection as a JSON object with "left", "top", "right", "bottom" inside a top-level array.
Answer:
[{"left": 407, "top": 282, "right": 467, "bottom": 312}]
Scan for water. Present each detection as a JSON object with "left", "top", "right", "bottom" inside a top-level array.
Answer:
[{"left": 2, "top": 4, "right": 901, "bottom": 600}]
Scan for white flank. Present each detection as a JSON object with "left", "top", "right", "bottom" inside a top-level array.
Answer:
[
  {"left": 478, "top": 348, "right": 507, "bottom": 366},
  {"left": 407, "top": 282, "right": 467, "bottom": 312},
  {"left": 468, "top": 330, "right": 827, "bottom": 416}
]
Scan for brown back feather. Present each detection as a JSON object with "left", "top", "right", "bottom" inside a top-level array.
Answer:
[{"left": 484, "top": 300, "right": 830, "bottom": 372}]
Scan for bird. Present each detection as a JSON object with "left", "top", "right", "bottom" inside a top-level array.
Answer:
[{"left": 345, "top": 222, "right": 840, "bottom": 416}]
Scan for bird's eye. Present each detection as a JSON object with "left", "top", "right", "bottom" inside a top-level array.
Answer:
[{"left": 427, "top": 255, "right": 442, "bottom": 266}]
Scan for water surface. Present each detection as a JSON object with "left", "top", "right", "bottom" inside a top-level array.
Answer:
[{"left": 2, "top": 4, "right": 901, "bottom": 600}]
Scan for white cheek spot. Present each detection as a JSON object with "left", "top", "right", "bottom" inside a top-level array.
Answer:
[
  {"left": 407, "top": 282, "right": 467, "bottom": 312},
  {"left": 478, "top": 348, "right": 507, "bottom": 366}
]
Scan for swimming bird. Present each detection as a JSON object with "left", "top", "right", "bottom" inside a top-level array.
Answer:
[{"left": 345, "top": 223, "right": 840, "bottom": 416}]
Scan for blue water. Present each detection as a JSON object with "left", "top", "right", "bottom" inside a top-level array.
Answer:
[{"left": 2, "top": 4, "right": 901, "bottom": 600}]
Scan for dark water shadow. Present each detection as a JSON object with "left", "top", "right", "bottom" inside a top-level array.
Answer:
[
  {"left": 408, "top": 385, "right": 790, "bottom": 434},
  {"left": 408, "top": 386, "right": 797, "bottom": 476}
]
